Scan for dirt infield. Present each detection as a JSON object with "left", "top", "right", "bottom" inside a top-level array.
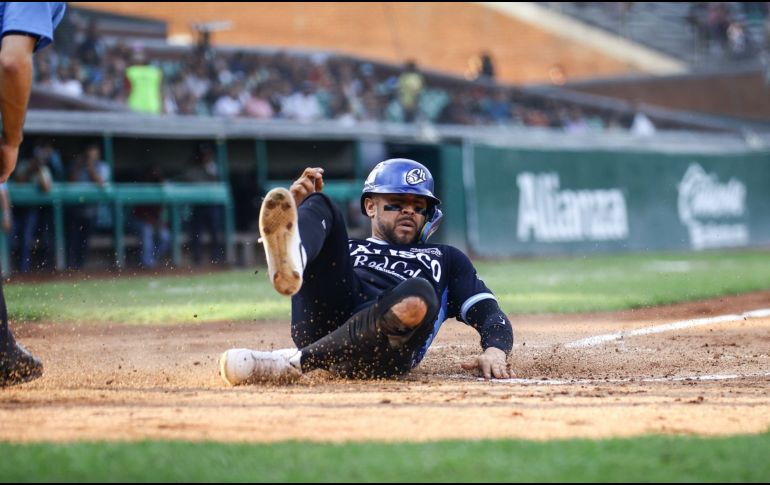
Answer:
[{"left": 2, "top": 291, "right": 769, "bottom": 443}]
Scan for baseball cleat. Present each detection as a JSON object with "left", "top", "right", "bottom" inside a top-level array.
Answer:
[
  {"left": 259, "top": 188, "right": 306, "bottom": 296},
  {"left": 219, "top": 348, "right": 302, "bottom": 386},
  {"left": 0, "top": 342, "right": 43, "bottom": 387}
]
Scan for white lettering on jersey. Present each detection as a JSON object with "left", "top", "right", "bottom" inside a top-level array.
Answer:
[
  {"left": 350, "top": 244, "right": 373, "bottom": 256},
  {"left": 350, "top": 242, "right": 442, "bottom": 283},
  {"left": 350, "top": 243, "right": 383, "bottom": 256},
  {"left": 430, "top": 259, "right": 441, "bottom": 281}
]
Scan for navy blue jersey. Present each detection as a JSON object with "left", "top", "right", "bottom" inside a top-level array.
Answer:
[{"left": 349, "top": 237, "right": 496, "bottom": 363}]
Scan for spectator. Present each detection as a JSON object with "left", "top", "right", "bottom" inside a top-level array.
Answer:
[
  {"left": 12, "top": 145, "right": 54, "bottom": 273},
  {"left": 630, "top": 104, "right": 656, "bottom": 137},
  {"left": 192, "top": 27, "right": 215, "bottom": 66},
  {"left": 281, "top": 81, "right": 323, "bottom": 122},
  {"left": 727, "top": 21, "right": 752, "bottom": 59},
  {"left": 183, "top": 62, "right": 211, "bottom": 101},
  {"left": 469, "top": 51, "right": 496, "bottom": 82},
  {"left": 182, "top": 143, "right": 224, "bottom": 266},
  {"left": 75, "top": 18, "right": 103, "bottom": 68},
  {"left": 213, "top": 81, "right": 244, "bottom": 117},
  {"left": 706, "top": 3, "right": 731, "bottom": 54},
  {"left": 125, "top": 48, "right": 163, "bottom": 114},
  {"left": 358, "top": 91, "right": 383, "bottom": 122},
  {"left": 66, "top": 143, "right": 110, "bottom": 270},
  {"left": 397, "top": 60, "right": 424, "bottom": 123},
  {"left": 479, "top": 51, "right": 496, "bottom": 81},
  {"left": 330, "top": 92, "right": 356, "bottom": 126},
  {"left": 50, "top": 62, "right": 83, "bottom": 97},
  {"left": 212, "top": 56, "right": 235, "bottom": 86},
  {"left": 243, "top": 84, "right": 275, "bottom": 119},
  {"left": 482, "top": 89, "right": 511, "bottom": 124},
  {"left": 439, "top": 93, "right": 473, "bottom": 125},
  {"left": 34, "top": 57, "right": 55, "bottom": 89},
  {"left": 130, "top": 168, "right": 170, "bottom": 269},
  {"left": 566, "top": 107, "right": 591, "bottom": 134},
  {"left": 36, "top": 138, "right": 64, "bottom": 181}
]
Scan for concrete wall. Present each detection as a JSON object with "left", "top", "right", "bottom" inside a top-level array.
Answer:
[
  {"left": 569, "top": 70, "right": 770, "bottom": 121},
  {"left": 72, "top": 2, "right": 640, "bottom": 84}
]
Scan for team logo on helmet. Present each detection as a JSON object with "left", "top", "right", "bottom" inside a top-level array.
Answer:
[{"left": 405, "top": 168, "right": 427, "bottom": 185}]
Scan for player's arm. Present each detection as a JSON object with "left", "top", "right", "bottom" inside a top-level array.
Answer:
[
  {"left": 0, "top": 34, "right": 36, "bottom": 183},
  {"left": 289, "top": 167, "right": 324, "bottom": 207},
  {"left": 461, "top": 298, "right": 514, "bottom": 379},
  {"left": 447, "top": 247, "right": 514, "bottom": 379}
]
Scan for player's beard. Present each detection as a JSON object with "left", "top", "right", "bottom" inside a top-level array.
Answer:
[{"left": 376, "top": 217, "right": 419, "bottom": 245}]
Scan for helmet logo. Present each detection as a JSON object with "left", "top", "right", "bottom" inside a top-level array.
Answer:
[{"left": 405, "top": 168, "right": 427, "bottom": 185}]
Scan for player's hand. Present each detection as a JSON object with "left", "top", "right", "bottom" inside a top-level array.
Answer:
[
  {"left": 0, "top": 140, "right": 20, "bottom": 183},
  {"left": 461, "top": 347, "right": 512, "bottom": 379},
  {"left": 289, "top": 167, "right": 324, "bottom": 207}
]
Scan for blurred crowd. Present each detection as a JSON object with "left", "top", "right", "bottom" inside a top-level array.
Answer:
[
  {"left": 31, "top": 15, "right": 648, "bottom": 133},
  {"left": 686, "top": 2, "right": 770, "bottom": 60},
  {"left": 30, "top": 4, "right": 770, "bottom": 131},
  {"left": 572, "top": 2, "right": 770, "bottom": 61}
]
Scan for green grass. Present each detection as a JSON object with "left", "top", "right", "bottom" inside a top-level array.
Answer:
[
  {"left": 5, "top": 270, "right": 289, "bottom": 324},
  {"left": 1, "top": 433, "right": 769, "bottom": 482},
  {"left": 475, "top": 249, "right": 770, "bottom": 313},
  {"left": 6, "top": 249, "right": 770, "bottom": 324}
]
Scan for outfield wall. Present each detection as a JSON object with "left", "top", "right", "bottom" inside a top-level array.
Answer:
[{"left": 465, "top": 143, "right": 770, "bottom": 257}]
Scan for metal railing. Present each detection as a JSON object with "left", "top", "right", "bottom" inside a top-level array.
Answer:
[{"left": 5, "top": 182, "right": 234, "bottom": 274}]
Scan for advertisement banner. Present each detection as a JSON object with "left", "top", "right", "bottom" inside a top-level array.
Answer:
[{"left": 469, "top": 145, "right": 770, "bottom": 257}]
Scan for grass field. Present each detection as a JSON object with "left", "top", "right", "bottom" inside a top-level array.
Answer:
[
  {"left": 1, "top": 433, "right": 769, "bottom": 482},
  {"left": 6, "top": 249, "right": 770, "bottom": 324}
]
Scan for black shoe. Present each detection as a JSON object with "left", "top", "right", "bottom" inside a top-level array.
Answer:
[{"left": 0, "top": 342, "right": 43, "bottom": 387}]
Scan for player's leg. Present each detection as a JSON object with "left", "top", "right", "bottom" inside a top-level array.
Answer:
[
  {"left": 220, "top": 278, "right": 438, "bottom": 385},
  {"left": 258, "top": 187, "right": 306, "bottom": 296},
  {"left": 220, "top": 191, "right": 363, "bottom": 385},
  {"left": 259, "top": 189, "right": 364, "bottom": 344},
  {"left": 0, "top": 274, "right": 43, "bottom": 387},
  {"left": 298, "top": 277, "right": 439, "bottom": 378},
  {"left": 290, "top": 192, "right": 370, "bottom": 347}
]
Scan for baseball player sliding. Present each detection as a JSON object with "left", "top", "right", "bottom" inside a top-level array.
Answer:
[{"left": 220, "top": 159, "right": 513, "bottom": 383}]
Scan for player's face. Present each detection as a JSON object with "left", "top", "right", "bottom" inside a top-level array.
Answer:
[{"left": 368, "top": 194, "right": 428, "bottom": 245}]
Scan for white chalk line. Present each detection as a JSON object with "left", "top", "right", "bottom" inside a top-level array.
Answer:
[
  {"left": 437, "top": 307, "right": 770, "bottom": 385},
  {"left": 565, "top": 308, "right": 770, "bottom": 349},
  {"left": 448, "top": 371, "right": 770, "bottom": 386}
]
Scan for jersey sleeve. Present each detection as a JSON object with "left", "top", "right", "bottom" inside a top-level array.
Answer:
[
  {"left": 444, "top": 246, "right": 496, "bottom": 322},
  {"left": 1, "top": 3, "right": 66, "bottom": 52}
]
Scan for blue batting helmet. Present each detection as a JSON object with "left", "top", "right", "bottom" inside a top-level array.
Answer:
[{"left": 360, "top": 158, "right": 443, "bottom": 243}]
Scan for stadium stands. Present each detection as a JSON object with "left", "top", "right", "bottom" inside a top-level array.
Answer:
[
  {"left": 30, "top": 5, "right": 743, "bottom": 134},
  {"left": 539, "top": 2, "right": 769, "bottom": 68}
]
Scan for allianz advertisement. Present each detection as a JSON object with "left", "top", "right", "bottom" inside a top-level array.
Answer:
[{"left": 469, "top": 146, "right": 770, "bottom": 257}]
